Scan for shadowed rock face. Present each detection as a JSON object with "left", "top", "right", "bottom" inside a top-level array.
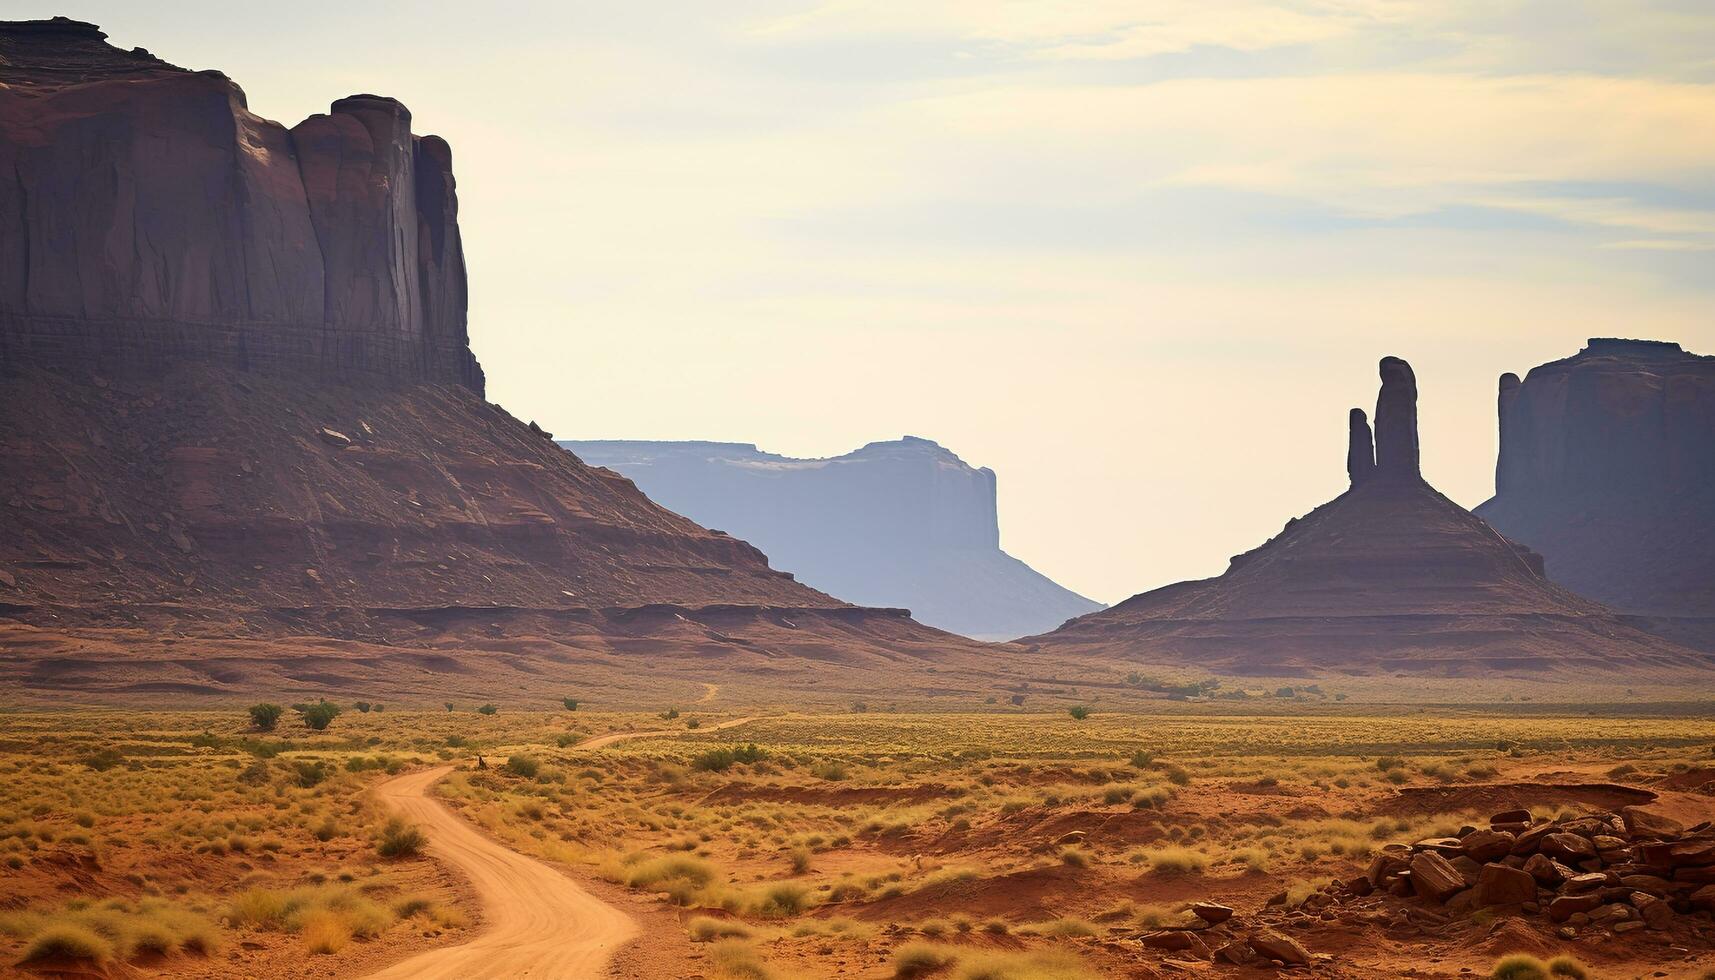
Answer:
[
  {"left": 1026, "top": 357, "right": 1703, "bottom": 677},
  {"left": 1374, "top": 356, "right": 1419, "bottom": 479},
  {"left": 1347, "top": 409, "right": 1375, "bottom": 487},
  {"left": 562, "top": 437, "right": 1104, "bottom": 640},
  {"left": 0, "top": 18, "right": 480, "bottom": 391},
  {"left": 1476, "top": 339, "right": 1715, "bottom": 628}
]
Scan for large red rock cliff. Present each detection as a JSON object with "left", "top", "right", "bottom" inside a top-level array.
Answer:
[
  {"left": 0, "top": 18, "right": 1052, "bottom": 705},
  {"left": 1476, "top": 339, "right": 1715, "bottom": 627},
  {"left": 0, "top": 18, "right": 481, "bottom": 390}
]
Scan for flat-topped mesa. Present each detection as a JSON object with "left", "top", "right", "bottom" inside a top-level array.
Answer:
[
  {"left": 1347, "top": 408, "right": 1376, "bottom": 487},
  {"left": 1373, "top": 356, "right": 1421, "bottom": 480},
  {"left": 0, "top": 19, "right": 481, "bottom": 392}
]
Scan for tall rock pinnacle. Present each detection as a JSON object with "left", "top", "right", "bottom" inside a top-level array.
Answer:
[
  {"left": 1347, "top": 408, "right": 1375, "bottom": 487},
  {"left": 1374, "top": 356, "right": 1420, "bottom": 479}
]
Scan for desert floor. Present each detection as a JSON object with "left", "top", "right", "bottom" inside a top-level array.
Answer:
[{"left": 2, "top": 702, "right": 1714, "bottom": 978}]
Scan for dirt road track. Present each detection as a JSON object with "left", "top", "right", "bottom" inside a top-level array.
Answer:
[
  {"left": 365, "top": 717, "right": 762, "bottom": 978},
  {"left": 573, "top": 715, "right": 758, "bottom": 751},
  {"left": 365, "top": 766, "right": 637, "bottom": 979}
]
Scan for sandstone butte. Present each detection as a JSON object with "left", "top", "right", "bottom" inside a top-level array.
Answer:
[
  {"left": 1476, "top": 339, "right": 1715, "bottom": 652},
  {"left": 1025, "top": 356, "right": 1710, "bottom": 677},
  {"left": 0, "top": 18, "right": 1036, "bottom": 705}
]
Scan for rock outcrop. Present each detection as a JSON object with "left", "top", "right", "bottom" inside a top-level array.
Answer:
[
  {"left": 0, "top": 19, "right": 1053, "bottom": 705},
  {"left": 0, "top": 18, "right": 481, "bottom": 390},
  {"left": 1476, "top": 339, "right": 1715, "bottom": 638},
  {"left": 1025, "top": 357, "right": 1704, "bottom": 676},
  {"left": 561, "top": 437, "right": 1104, "bottom": 639}
]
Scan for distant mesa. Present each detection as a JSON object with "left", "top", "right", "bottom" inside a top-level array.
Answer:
[
  {"left": 1026, "top": 356, "right": 1705, "bottom": 676},
  {"left": 1475, "top": 339, "right": 1715, "bottom": 646},
  {"left": 561, "top": 437, "right": 1104, "bottom": 640}
]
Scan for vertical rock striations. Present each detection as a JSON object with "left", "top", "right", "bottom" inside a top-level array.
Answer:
[
  {"left": 1476, "top": 339, "right": 1715, "bottom": 626},
  {"left": 1374, "top": 356, "right": 1420, "bottom": 480},
  {"left": 0, "top": 18, "right": 482, "bottom": 391}
]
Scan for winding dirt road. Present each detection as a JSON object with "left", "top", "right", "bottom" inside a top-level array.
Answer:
[
  {"left": 365, "top": 766, "right": 637, "bottom": 979},
  {"left": 365, "top": 716, "right": 761, "bottom": 978},
  {"left": 572, "top": 714, "right": 758, "bottom": 751}
]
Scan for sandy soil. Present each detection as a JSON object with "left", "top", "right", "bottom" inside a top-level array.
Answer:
[
  {"left": 364, "top": 766, "right": 639, "bottom": 979},
  {"left": 573, "top": 715, "right": 758, "bottom": 751}
]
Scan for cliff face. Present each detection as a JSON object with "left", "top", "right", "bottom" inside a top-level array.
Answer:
[
  {"left": 0, "top": 18, "right": 481, "bottom": 390},
  {"left": 1028, "top": 358, "right": 1702, "bottom": 676},
  {"left": 563, "top": 437, "right": 1104, "bottom": 639},
  {"left": 1476, "top": 339, "right": 1715, "bottom": 623},
  {"left": 0, "top": 19, "right": 1050, "bottom": 705}
]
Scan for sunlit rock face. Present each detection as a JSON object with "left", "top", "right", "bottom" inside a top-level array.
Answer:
[{"left": 0, "top": 18, "right": 481, "bottom": 391}]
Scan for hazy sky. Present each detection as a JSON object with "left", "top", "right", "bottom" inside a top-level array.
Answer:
[{"left": 26, "top": 1, "right": 1715, "bottom": 603}]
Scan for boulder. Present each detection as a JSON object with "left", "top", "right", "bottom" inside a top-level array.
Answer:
[
  {"left": 1523, "top": 853, "right": 1571, "bottom": 886},
  {"left": 1472, "top": 863, "right": 1537, "bottom": 907},
  {"left": 1629, "top": 892, "right": 1674, "bottom": 929},
  {"left": 1490, "top": 809, "right": 1531, "bottom": 825},
  {"left": 1248, "top": 930, "right": 1311, "bottom": 966},
  {"left": 1621, "top": 807, "right": 1684, "bottom": 838},
  {"left": 1541, "top": 833, "right": 1597, "bottom": 862},
  {"left": 1562, "top": 872, "right": 1608, "bottom": 893},
  {"left": 1461, "top": 830, "right": 1516, "bottom": 862},
  {"left": 1190, "top": 902, "right": 1233, "bottom": 925},
  {"left": 1639, "top": 837, "right": 1715, "bottom": 868},
  {"left": 1409, "top": 851, "right": 1468, "bottom": 903},
  {"left": 1549, "top": 893, "right": 1604, "bottom": 922}
]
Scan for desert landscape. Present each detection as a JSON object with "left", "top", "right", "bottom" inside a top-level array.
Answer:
[{"left": 3, "top": 8, "right": 1715, "bottom": 980}]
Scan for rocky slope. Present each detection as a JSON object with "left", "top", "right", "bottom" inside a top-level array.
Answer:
[
  {"left": 1475, "top": 339, "right": 1715, "bottom": 645},
  {"left": 1025, "top": 358, "right": 1706, "bottom": 676},
  {"left": 0, "top": 18, "right": 1042, "bottom": 704},
  {"left": 563, "top": 437, "right": 1102, "bottom": 639}
]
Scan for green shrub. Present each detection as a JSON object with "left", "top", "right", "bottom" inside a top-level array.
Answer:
[
  {"left": 477, "top": 704, "right": 498, "bottom": 716},
  {"left": 1067, "top": 705, "right": 1091, "bottom": 720},
  {"left": 1490, "top": 954, "right": 1549, "bottom": 980},
  {"left": 1129, "top": 749, "right": 1153, "bottom": 768},
  {"left": 562, "top": 698, "right": 580, "bottom": 711},
  {"left": 293, "top": 761, "right": 329, "bottom": 788},
  {"left": 248, "top": 703, "right": 285, "bottom": 730},
  {"left": 692, "top": 744, "right": 765, "bottom": 773},
  {"left": 354, "top": 702, "right": 372, "bottom": 713},
  {"left": 299, "top": 701, "right": 341, "bottom": 731},
  {"left": 506, "top": 755, "right": 540, "bottom": 779},
  {"left": 894, "top": 942, "right": 955, "bottom": 978},
  {"left": 377, "top": 819, "right": 426, "bottom": 858},
  {"left": 82, "top": 748, "right": 124, "bottom": 772},
  {"left": 20, "top": 924, "right": 113, "bottom": 963}
]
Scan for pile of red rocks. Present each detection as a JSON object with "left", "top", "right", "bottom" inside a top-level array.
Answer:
[
  {"left": 1132, "top": 805, "right": 1714, "bottom": 971},
  {"left": 1138, "top": 901, "right": 1326, "bottom": 969},
  {"left": 1353, "top": 806, "right": 1714, "bottom": 938}
]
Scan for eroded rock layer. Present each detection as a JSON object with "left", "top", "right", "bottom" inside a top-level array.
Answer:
[
  {"left": 0, "top": 18, "right": 481, "bottom": 390},
  {"left": 0, "top": 19, "right": 1032, "bottom": 703},
  {"left": 1026, "top": 357, "right": 1704, "bottom": 676},
  {"left": 1476, "top": 339, "right": 1715, "bottom": 630}
]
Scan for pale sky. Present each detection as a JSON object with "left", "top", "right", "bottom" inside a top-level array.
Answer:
[{"left": 26, "top": 1, "right": 1715, "bottom": 604}]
